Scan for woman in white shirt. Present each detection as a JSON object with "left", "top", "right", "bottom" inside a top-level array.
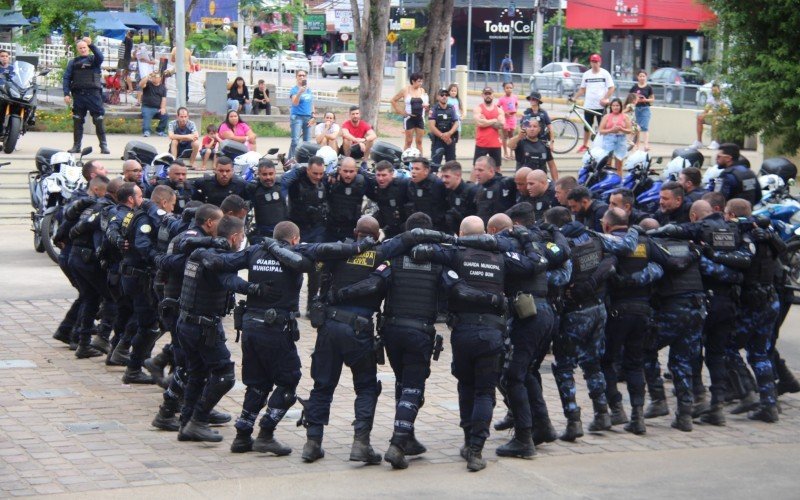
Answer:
[{"left": 314, "top": 111, "right": 340, "bottom": 150}]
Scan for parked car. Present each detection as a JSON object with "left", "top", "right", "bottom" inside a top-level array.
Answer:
[
  {"left": 649, "top": 67, "right": 705, "bottom": 105},
  {"left": 265, "top": 51, "right": 310, "bottom": 73},
  {"left": 214, "top": 45, "right": 239, "bottom": 60},
  {"left": 321, "top": 53, "right": 358, "bottom": 79},
  {"left": 529, "top": 62, "right": 588, "bottom": 96}
]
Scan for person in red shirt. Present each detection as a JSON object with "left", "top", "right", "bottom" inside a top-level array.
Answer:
[
  {"left": 473, "top": 87, "right": 504, "bottom": 167},
  {"left": 340, "top": 106, "right": 378, "bottom": 160}
]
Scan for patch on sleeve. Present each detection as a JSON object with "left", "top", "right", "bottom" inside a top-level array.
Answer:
[
  {"left": 448, "top": 270, "right": 459, "bottom": 279},
  {"left": 376, "top": 262, "right": 389, "bottom": 272},
  {"left": 140, "top": 224, "right": 152, "bottom": 234},
  {"left": 546, "top": 242, "right": 559, "bottom": 253},
  {"left": 505, "top": 251, "right": 520, "bottom": 260}
]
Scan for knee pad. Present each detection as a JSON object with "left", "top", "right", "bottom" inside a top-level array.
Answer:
[
  {"left": 210, "top": 363, "right": 236, "bottom": 393},
  {"left": 274, "top": 385, "right": 298, "bottom": 408}
]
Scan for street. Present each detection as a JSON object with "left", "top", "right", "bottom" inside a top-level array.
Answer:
[{"left": 1, "top": 221, "right": 799, "bottom": 498}]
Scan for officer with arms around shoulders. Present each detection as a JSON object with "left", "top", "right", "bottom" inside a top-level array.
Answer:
[
  {"left": 63, "top": 37, "right": 110, "bottom": 154},
  {"left": 245, "top": 159, "right": 288, "bottom": 243},
  {"left": 192, "top": 156, "right": 248, "bottom": 207},
  {"left": 366, "top": 160, "right": 410, "bottom": 239}
]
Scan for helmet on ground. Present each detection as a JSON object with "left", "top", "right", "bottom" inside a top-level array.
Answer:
[
  {"left": 401, "top": 147, "right": 421, "bottom": 163},
  {"left": 317, "top": 145, "right": 338, "bottom": 173}
]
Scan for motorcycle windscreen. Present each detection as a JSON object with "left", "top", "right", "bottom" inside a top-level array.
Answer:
[{"left": 11, "top": 61, "right": 35, "bottom": 88}]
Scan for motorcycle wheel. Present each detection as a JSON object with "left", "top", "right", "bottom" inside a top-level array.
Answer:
[
  {"left": 4, "top": 115, "right": 21, "bottom": 154},
  {"left": 785, "top": 239, "right": 800, "bottom": 304},
  {"left": 41, "top": 211, "right": 61, "bottom": 263}
]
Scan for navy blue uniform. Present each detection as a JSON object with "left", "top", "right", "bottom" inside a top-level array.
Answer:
[{"left": 62, "top": 43, "right": 107, "bottom": 152}]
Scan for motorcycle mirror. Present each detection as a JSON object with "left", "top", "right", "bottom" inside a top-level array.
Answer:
[
  {"left": 81, "top": 147, "right": 93, "bottom": 156},
  {"left": 656, "top": 157, "right": 663, "bottom": 164},
  {"left": 39, "top": 70, "right": 51, "bottom": 76},
  {"left": 267, "top": 147, "right": 279, "bottom": 155}
]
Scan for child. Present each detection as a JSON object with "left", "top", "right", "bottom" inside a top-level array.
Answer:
[
  {"left": 623, "top": 93, "right": 639, "bottom": 150},
  {"left": 199, "top": 124, "right": 218, "bottom": 171},
  {"left": 497, "top": 81, "right": 519, "bottom": 160}
]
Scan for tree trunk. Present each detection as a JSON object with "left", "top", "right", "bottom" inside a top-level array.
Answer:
[
  {"left": 351, "top": 0, "right": 391, "bottom": 131},
  {"left": 416, "top": 0, "right": 454, "bottom": 98}
]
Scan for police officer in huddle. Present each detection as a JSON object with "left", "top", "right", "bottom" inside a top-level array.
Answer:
[
  {"left": 712, "top": 143, "right": 761, "bottom": 205},
  {"left": 157, "top": 162, "right": 194, "bottom": 215},
  {"left": 176, "top": 216, "right": 253, "bottom": 442},
  {"left": 201, "top": 221, "right": 315, "bottom": 454},
  {"left": 63, "top": 37, "right": 110, "bottom": 154},
  {"left": 406, "top": 157, "right": 448, "bottom": 232},
  {"left": 246, "top": 159, "right": 288, "bottom": 243},
  {"left": 440, "top": 161, "right": 477, "bottom": 235},
  {"left": 118, "top": 185, "right": 176, "bottom": 385},
  {"left": 366, "top": 160, "right": 409, "bottom": 239},
  {"left": 409, "top": 216, "right": 547, "bottom": 472},
  {"left": 326, "top": 157, "right": 370, "bottom": 241},
  {"left": 192, "top": 156, "right": 248, "bottom": 207},
  {"left": 428, "top": 88, "right": 460, "bottom": 166},
  {"left": 473, "top": 155, "right": 516, "bottom": 224}
]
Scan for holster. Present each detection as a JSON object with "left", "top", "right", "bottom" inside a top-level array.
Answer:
[
  {"left": 78, "top": 246, "right": 94, "bottom": 264},
  {"left": 432, "top": 333, "right": 444, "bottom": 361},
  {"left": 158, "top": 297, "right": 180, "bottom": 320},
  {"left": 308, "top": 297, "right": 326, "bottom": 328},
  {"left": 233, "top": 300, "right": 246, "bottom": 341},
  {"left": 374, "top": 333, "right": 386, "bottom": 365},
  {"left": 512, "top": 291, "right": 538, "bottom": 319},
  {"left": 107, "top": 271, "right": 122, "bottom": 301}
]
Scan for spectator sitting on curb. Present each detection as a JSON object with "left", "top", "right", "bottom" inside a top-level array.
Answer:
[
  {"left": 252, "top": 79, "right": 271, "bottom": 115},
  {"left": 340, "top": 106, "right": 377, "bottom": 161},
  {"left": 168, "top": 106, "right": 200, "bottom": 168},
  {"left": 226, "top": 77, "right": 252, "bottom": 114},
  {"left": 218, "top": 109, "right": 256, "bottom": 151},
  {"left": 314, "top": 112, "right": 340, "bottom": 149}
]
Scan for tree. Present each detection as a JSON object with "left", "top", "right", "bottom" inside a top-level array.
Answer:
[
  {"left": 701, "top": 0, "right": 800, "bottom": 153},
  {"left": 20, "top": 0, "right": 103, "bottom": 48},
  {"left": 351, "top": 0, "right": 391, "bottom": 129},
  {"left": 414, "top": 0, "right": 454, "bottom": 97},
  {"left": 539, "top": 12, "right": 601, "bottom": 65}
]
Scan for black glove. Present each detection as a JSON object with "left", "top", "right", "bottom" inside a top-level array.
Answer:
[
  {"left": 247, "top": 282, "right": 263, "bottom": 297},
  {"left": 631, "top": 224, "right": 646, "bottom": 235},
  {"left": 211, "top": 237, "right": 230, "bottom": 250},
  {"left": 490, "top": 292, "right": 506, "bottom": 310},
  {"left": 511, "top": 225, "right": 532, "bottom": 244},
  {"left": 355, "top": 236, "right": 377, "bottom": 253},
  {"left": 202, "top": 253, "right": 224, "bottom": 270},
  {"left": 750, "top": 227, "right": 769, "bottom": 242},
  {"left": 182, "top": 207, "right": 198, "bottom": 223},
  {"left": 701, "top": 243, "right": 716, "bottom": 259},
  {"left": 538, "top": 222, "right": 556, "bottom": 233},
  {"left": 647, "top": 223, "right": 680, "bottom": 237}
]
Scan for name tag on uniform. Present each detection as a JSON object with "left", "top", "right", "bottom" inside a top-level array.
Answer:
[
  {"left": 455, "top": 198, "right": 462, "bottom": 206},
  {"left": 486, "top": 191, "right": 494, "bottom": 199},
  {"left": 273, "top": 192, "right": 280, "bottom": 200},
  {"left": 417, "top": 189, "right": 423, "bottom": 197},
  {"left": 317, "top": 191, "right": 324, "bottom": 199},
  {"left": 389, "top": 199, "right": 396, "bottom": 207}
]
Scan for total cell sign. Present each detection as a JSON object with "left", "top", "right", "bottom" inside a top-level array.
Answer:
[{"left": 483, "top": 19, "right": 535, "bottom": 40}]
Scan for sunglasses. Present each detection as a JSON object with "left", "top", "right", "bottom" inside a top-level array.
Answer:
[{"left": 483, "top": 92, "right": 493, "bottom": 95}]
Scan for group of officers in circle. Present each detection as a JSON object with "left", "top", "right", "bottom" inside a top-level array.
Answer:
[{"left": 51, "top": 143, "right": 799, "bottom": 473}]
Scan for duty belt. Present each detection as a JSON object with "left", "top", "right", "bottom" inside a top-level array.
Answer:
[
  {"left": 247, "top": 307, "right": 300, "bottom": 325},
  {"left": 325, "top": 307, "right": 373, "bottom": 333},
  {"left": 178, "top": 311, "right": 219, "bottom": 326},
  {"left": 563, "top": 298, "right": 603, "bottom": 313},
  {"left": 384, "top": 316, "right": 436, "bottom": 335},
  {"left": 450, "top": 312, "right": 506, "bottom": 330},
  {"left": 609, "top": 300, "right": 652, "bottom": 318},
  {"left": 120, "top": 263, "right": 149, "bottom": 278}
]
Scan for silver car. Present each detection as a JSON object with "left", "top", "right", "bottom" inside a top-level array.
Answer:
[
  {"left": 321, "top": 53, "right": 358, "bottom": 79},
  {"left": 529, "top": 62, "right": 588, "bottom": 96}
]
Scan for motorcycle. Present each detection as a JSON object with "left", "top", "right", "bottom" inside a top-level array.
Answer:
[
  {"left": 0, "top": 61, "right": 49, "bottom": 153},
  {"left": 231, "top": 146, "right": 281, "bottom": 182},
  {"left": 29, "top": 146, "right": 92, "bottom": 263},
  {"left": 578, "top": 147, "right": 620, "bottom": 199},
  {"left": 122, "top": 140, "right": 195, "bottom": 182},
  {"left": 609, "top": 150, "right": 664, "bottom": 213}
]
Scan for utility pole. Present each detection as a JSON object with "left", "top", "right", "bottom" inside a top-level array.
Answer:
[
  {"left": 236, "top": 0, "right": 244, "bottom": 78},
  {"left": 533, "top": 0, "right": 544, "bottom": 72},
  {"left": 297, "top": 0, "right": 305, "bottom": 53},
  {"left": 466, "top": 0, "right": 472, "bottom": 70},
  {"left": 445, "top": 24, "right": 452, "bottom": 84},
  {"left": 175, "top": 0, "right": 186, "bottom": 107},
  {"left": 554, "top": 6, "right": 562, "bottom": 62}
]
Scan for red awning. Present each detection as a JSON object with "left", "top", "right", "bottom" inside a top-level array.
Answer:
[{"left": 566, "top": 0, "right": 716, "bottom": 30}]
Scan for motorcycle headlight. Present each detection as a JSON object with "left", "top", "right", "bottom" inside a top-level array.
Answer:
[
  {"left": 9, "top": 87, "right": 20, "bottom": 99},
  {"left": 23, "top": 87, "right": 34, "bottom": 100}
]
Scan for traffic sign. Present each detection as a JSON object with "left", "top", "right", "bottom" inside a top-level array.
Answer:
[
  {"left": 340, "top": 33, "right": 349, "bottom": 41},
  {"left": 387, "top": 32, "right": 398, "bottom": 44}
]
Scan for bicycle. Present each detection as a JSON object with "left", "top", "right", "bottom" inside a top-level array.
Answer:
[{"left": 550, "top": 101, "right": 639, "bottom": 154}]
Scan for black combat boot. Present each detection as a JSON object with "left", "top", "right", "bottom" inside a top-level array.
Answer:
[
  {"left": 671, "top": 402, "right": 693, "bottom": 432},
  {"left": 698, "top": 403, "right": 726, "bottom": 426},
  {"left": 75, "top": 343, "right": 104, "bottom": 359},
  {"left": 559, "top": 409, "right": 584, "bottom": 442},
  {"left": 301, "top": 438, "right": 325, "bottom": 462},
  {"left": 349, "top": 430, "right": 382, "bottom": 464},
  {"left": 588, "top": 399, "right": 612, "bottom": 432},
  {"left": 109, "top": 340, "right": 131, "bottom": 365},
  {"left": 68, "top": 117, "right": 83, "bottom": 153},
  {"left": 384, "top": 433, "right": 409, "bottom": 470},
  {"left": 644, "top": 387, "right": 670, "bottom": 418},
  {"left": 122, "top": 367, "right": 154, "bottom": 385},
  {"left": 404, "top": 433, "right": 427, "bottom": 456},
  {"left": 747, "top": 404, "right": 779, "bottom": 423},
  {"left": 209, "top": 409, "right": 232, "bottom": 425},
  {"left": 151, "top": 398, "right": 181, "bottom": 431},
  {"left": 692, "top": 386, "right": 710, "bottom": 418},
  {"left": 730, "top": 391, "right": 759, "bottom": 414},
  {"left": 144, "top": 351, "right": 170, "bottom": 388},
  {"left": 253, "top": 427, "right": 292, "bottom": 455},
  {"left": 532, "top": 417, "right": 558, "bottom": 445},
  {"left": 466, "top": 440, "right": 487, "bottom": 472},
  {"left": 230, "top": 429, "right": 253, "bottom": 453},
  {"left": 609, "top": 400, "right": 629, "bottom": 426},
  {"left": 181, "top": 418, "right": 223, "bottom": 442},
  {"left": 69, "top": 329, "right": 79, "bottom": 351},
  {"left": 624, "top": 405, "right": 646, "bottom": 435},
  {"left": 93, "top": 116, "right": 110, "bottom": 154},
  {"left": 459, "top": 426, "right": 471, "bottom": 460},
  {"left": 493, "top": 411, "right": 515, "bottom": 431},
  {"left": 775, "top": 359, "right": 800, "bottom": 395},
  {"left": 495, "top": 427, "right": 536, "bottom": 459},
  {"left": 53, "top": 326, "right": 72, "bottom": 345},
  {"left": 89, "top": 335, "right": 110, "bottom": 355}
]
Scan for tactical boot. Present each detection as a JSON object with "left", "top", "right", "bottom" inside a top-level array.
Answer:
[
  {"left": 177, "top": 423, "right": 192, "bottom": 442},
  {"left": 209, "top": 409, "right": 232, "bottom": 425},
  {"left": 89, "top": 335, "right": 110, "bottom": 354},
  {"left": 493, "top": 411, "right": 515, "bottom": 431},
  {"left": 384, "top": 444, "right": 409, "bottom": 470},
  {"left": 404, "top": 434, "right": 427, "bottom": 456},
  {"left": 93, "top": 117, "right": 110, "bottom": 154},
  {"left": 68, "top": 118, "right": 83, "bottom": 154},
  {"left": 75, "top": 344, "right": 104, "bottom": 359},
  {"left": 748, "top": 404, "right": 779, "bottom": 423},
  {"left": 609, "top": 400, "right": 629, "bottom": 426},
  {"left": 253, "top": 427, "right": 292, "bottom": 456},
  {"left": 776, "top": 360, "right": 800, "bottom": 395},
  {"left": 122, "top": 368, "right": 154, "bottom": 385},
  {"left": 624, "top": 405, "right": 646, "bottom": 435},
  {"left": 559, "top": 409, "right": 584, "bottom": 442},
  {"left": 671, "top": 403, "right": 693, "bottom": 432},
  {"left": 69, "top": 329, "right": 79, "bottom": 351},
  {"left": 588, "top": 400, "right": 612, "bottom": 432},
  {"left": 495, "top": 428, "right": 536, "bottom": 459},
  {"left": 109, "top": 341, "right": 131, "bottom": 365},
  {"left": 644, "top": 395, "right": 670, "bottom": 419},
  {"left": 301, "top": 438, "right": 325, "bottom": 462},
  {"left": 692, "top": 388, "right": 710, "bottom": 418},
  {"left": 459, "top": 427, "right": 471, "bottom": 460},
  {"left": 230, "top": 430, "right": 253, "bottom": 453},
  {"left": 151, "top": 401, "right": 180, "bottom": 432},
  {"left": 698, "top": 403, "right": 726, "bottom": 426},
  {"left": 53, "top": 327, "right": 72, "bottom": 345},
  {"left": 144, "top": 351, "right": 169, "bottom": 388},
  {"left": 532, "top": 418, "right": 558, "bottom": 445},
  {"left": 466, "top": 445, "right": 487, "bottom": 472},
  {"left": 181, "top": 419, "right": 223, "bottom": 442},
  {"left": 349, "top": 431, "right": 382, "bottom": 464},
  {"left": 730, "top": 392, "right": 759, "bottom": 414}
]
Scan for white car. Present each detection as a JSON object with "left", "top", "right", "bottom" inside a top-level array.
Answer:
[
  {"left": 214, "top": 45, "right": 239, "bottom": 60},
  {"left": 265, "top": 51, "right": 310, "bottom": 73},
  {"left": 321, "top": 53, "right": 358, "bottom": 79}
]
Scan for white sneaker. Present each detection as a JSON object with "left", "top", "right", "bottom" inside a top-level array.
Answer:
[
  {"left": 709, "top": 140, "right": 720, "bottom": 150},
  {"left": 689, "top": 140, "right": 703, "bottom": 149}
]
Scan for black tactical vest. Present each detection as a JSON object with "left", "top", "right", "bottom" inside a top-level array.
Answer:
[
  {"left": 328, "top": 174, "right": 366, "bottom": 228},
  {"left": 384, "top": 255, "right": 442, "bottom": 322},
  {"left": 374, "top": 180, "right": 405, "bottom": 231},
  {"left": 252, "top": 182, "right": 288, "bottom": 228},
  {"left": 742, "top": 237, "right": 776, "bottom": 287},
  {"left": 180, "top": 247, "right": 231, "bottom": 316},
  {"left": 70, "top": 61, "right": 102, "bottom": 90},
  {"left": 246, "top": 244, "right": 303, "bottom": 311},
  {"left": 432, "top": 104, "right": 454, "bottom": 134},
  {"left": 289, "top": 171, "right": 327, "bottom": 227},
  {"left": 504, "top": 240, "right": 548, "bottom": 297},
  {"left": 518, "top": 139, "right": 549, "bottom": 172},
  {"left": 408, "top": 174, "right": 446, "bottom": 226},
  {"left": 163, "top": 228, "right": 202, "bottom": 299},
  {"left": 610, "top": 234, "right": 650, "bottom": 301},
  {"left": 569, "top": 235, "right": 604, "bottom": 291},
  {"left": 450, "top": 247, "right": 505, "bottom": 314},
  {"left": 328, "top": 246, "right": 384, "bottom": 311},
  {"left": 726, "top": 165, "right": 761, "bottom": 205},
  {"left": 655, "top": 238, "right": 704, "bottom": 298},
  {"left": 699, "top": 218, "right": 739, "bottom": 251},
  {"left": 475, "top": 175, "right": 508, "bottom": 222}
]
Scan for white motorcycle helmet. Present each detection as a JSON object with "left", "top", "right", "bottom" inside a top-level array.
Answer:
[
  {"left": 661, "top": 156, "right": 688, "bottom": 182},
  {"left": 233, "top": 151, "right": 262, "bottom": 176},
  {"left": 153, "top": 152, "right": 175, "bottom": 168},
  {"left": 623, "top": 150, "right": 649, "bottom": 172},
  {"left": 317, "top": 145, "right": 338, "bottom": 174},
  {"left": 401, "top": 147, "right": 421, "bottom": 164},
  {"left": 702, "top": 165, "right": 724, "bottom": 189},
  {"left": 582, "top": 146, "right": 611, "bottom": 170},
  {"left": 759, "top": 174, "right": 785, "bottom": 193},
  {"left": 50, "top": 151, "right": 75, "bottom": 173}
]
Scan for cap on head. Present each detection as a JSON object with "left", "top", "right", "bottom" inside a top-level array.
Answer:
[
  {"left": 482, "top": 87, "right": 494, "bottom": 95},
  {"left": 527, "top": 91, "right": 542, "bottom": 103},
  {"left": 589, "top": 53, "right": 601, "bottom": 63}
]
